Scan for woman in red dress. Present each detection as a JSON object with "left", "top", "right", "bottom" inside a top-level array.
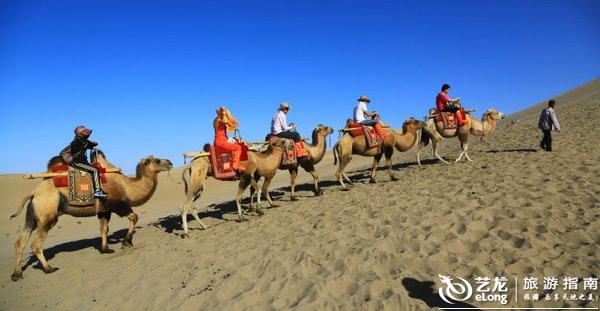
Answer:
[{"left": 213, "top": 107, "right": 245, "bottom": 172}]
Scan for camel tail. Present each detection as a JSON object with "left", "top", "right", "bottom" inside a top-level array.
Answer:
[
  {"left": 181, "top": 163, "right": 192, "bottom": 195},
  {"left": 333, "top": 142, "right": 339, "bottom": 166},
  {"left": 11, "top": 193, "right": 33, "bottom": 220},
  {"left": 420, "top": 129, "right": 431, "bottom": 147}
]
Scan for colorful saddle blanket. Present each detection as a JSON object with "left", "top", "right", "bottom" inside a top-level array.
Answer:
[
  {"left": 265, "top": 135, "right": 307, "bottom": 167},
  {"left": 434, "top": 111, "right": 458, "bottom": 130},
  {"left": 51, "top": 162, "right": 107, "bottom": 206},
  {"left": 208, "top": 144, "right": 249, "bottom": 181},
  {"left": 346, "top": 121, "right": 382, "bottom": 148}
]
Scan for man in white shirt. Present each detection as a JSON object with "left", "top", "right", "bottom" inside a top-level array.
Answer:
[
  {"left": 271, "top": 102, "right": 301, "bottom": 141},
  {"left": 353, "top": 96, "right": 388, "bottom": 139}
]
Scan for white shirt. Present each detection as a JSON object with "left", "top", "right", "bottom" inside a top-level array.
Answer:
[
  {"left": 353, "top": 102, "right": 368, "bottom": 122},
  {"left": 271, "top": 110, "right": 291, "bottom": 134}
]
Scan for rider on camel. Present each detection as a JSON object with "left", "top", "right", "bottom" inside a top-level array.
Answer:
[
  {"left": 353, "top": 96, "right": 388, "bottom": 139},
  {"left": 213, "top": 107, "right": 245, "bottom": 172},
  {"left": 436, "top": 84, "right": 466, "bottom": 126}
]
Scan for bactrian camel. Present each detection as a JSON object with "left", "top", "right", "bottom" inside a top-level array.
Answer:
[
  {"left": 416, "top": 108, "right": 504, "bottom": 167},
  {"left": 179, "top": 139, "right": 285, "bottom": 234},
  {"left": 333, "top": 118, "right": 424, "bottom": 190},
  {"left": 261, "top": 124, "right": 334, "bottom": 201},
  {"left": 10, "top": 153, "right": 172, "bottom": 281}
]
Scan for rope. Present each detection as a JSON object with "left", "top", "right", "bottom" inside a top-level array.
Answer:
[{"left": 167, "top": 169, "right": 182, "bottom": 184}]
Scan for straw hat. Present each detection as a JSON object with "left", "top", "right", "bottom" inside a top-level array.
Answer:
[
  {"left": 279, "top": 102, "right": 291, "bottom": 110},
  {"left": 357, "top": 96, "right": 370, "bottom": 103}
]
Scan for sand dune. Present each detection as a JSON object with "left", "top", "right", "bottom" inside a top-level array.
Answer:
[{"left": 1, "top": 79, "right": 598, "bottom": 310}]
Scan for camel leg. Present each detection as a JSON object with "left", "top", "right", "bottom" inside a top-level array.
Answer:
[
  {"left": 416, "top": 142, "right": 423, "bottom": 169},
  {"left": 236, "top": 176, "right": 251, "bottom": 221},
  {"left": 31, "top": 223, "right": 59, "bottom": 274},
  {"left": 190, "top": 205, "right": 207, "bottom": 230},
  {"left": 261, "top": 176, "right": 280, "bottom": 208},
  {"left": 308, "top": 169, "right": 321, "bottom": 196},
  {"left": 385, "top": 148, "right": 398, "bottom": 181},
  {"left": 11, "top": 209, "right": 36, "bottom": 281},
  {"left": 251, "top": 177, "right": 264, "bottom": 214},
  {"left": 180, "top": 203, "right": 190, "bottom": 237},
  {"left": 370, "top": 153, "right": 383, "bottom": 183},
  {"left": 248, "top": 174, "right": 261, "bottom": 212},
  {"left": 289, "top": 167, "right": 299, "bottom": 201},
  {"left": 122, "top": 211, "right": 138, "bottom": 247},
  {"left": 336, "top": 156, "right": 352, "bottom": 191},
  {"left": 98, "top": 213, "right": 114, "bottom": 253},
  {"left": 462, "top": 140, "right": 473, "bottom": 162},
  {"left": 432, "top": 136, "right": 450, "bottom": 164},
  {"left": 455, "top": 135, "right": 469, "bottom": 163}
]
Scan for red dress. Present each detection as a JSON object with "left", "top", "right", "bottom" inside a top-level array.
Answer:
[{"left": 213, "top": 125, "right": 244, "bottom": 170}]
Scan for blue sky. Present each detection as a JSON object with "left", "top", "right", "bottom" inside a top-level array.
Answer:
[{"left": 1, "top": 0, "right": 598, "bottom": 173}]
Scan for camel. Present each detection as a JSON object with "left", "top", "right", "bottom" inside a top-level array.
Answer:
[
  {"left": 416, "top": 108, "right": 505, "bottom": 167},
  {"left": 10, "top": 153, "right": 173, "bottom": 281},
  {"left": 333, "top": 118, "right": 424, "bottom": 190},
  {"left": 265, "top": 124, "right": 334, "bottom": 201},
  {"left": 178, "top": 139, "right": 285, "bottom": 234}
]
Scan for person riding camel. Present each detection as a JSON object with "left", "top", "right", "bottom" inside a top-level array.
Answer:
[
  {"left": 59, "top": 126, "right": 108, "bottom": 199},
  {"left": 271, "top": 102, "right": 308, "bottom": 157},
  {"left": 353, "top": 96, "right": 388, "bottom": 139},
  {"left": 436, "top": 84, "right": 466, "bottom": 126},
  {"left": 213, "top": 107, "right": 246, "bottom": 172}
]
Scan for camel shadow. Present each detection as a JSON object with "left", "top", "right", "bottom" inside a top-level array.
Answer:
[
  {"left": 153, "top": 199, "right": 242, "bottom": 234},
  {"left": 21, "top": 228, "right": 130, "bottom": 272},
  {"left": 402, "top": 277, "right": 480, "bottom": 310},
  {"left": 485, "top": 148, "right": 537, "bottom": 153}
]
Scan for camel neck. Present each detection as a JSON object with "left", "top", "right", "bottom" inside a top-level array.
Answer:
[
  {"left": 308, "top": 132, "right": 327, "bottom": 162},
  {"left": 393, "top": 128, "right": 418, "bottom": 152},
  {"left": 125, "top": 165, "right": 159, "bottom": 206}
]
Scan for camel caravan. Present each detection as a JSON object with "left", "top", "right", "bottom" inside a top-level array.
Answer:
[{"left": 10, "top": 84, "right": 503, "bottom": 280}]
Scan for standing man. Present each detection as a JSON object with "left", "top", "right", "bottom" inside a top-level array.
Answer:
[
  {"left": 538, "top": 99, "right": 561, "bottom": 151},
  {"left": 59, "top": 126, "right": 108, "bottom": 198},
  {"left": 353, "top": 96, "right": 388, "bottom": 139},
  {"left": 436, "top": 84, "right": 466, "bottom": 126},
  {"left": 271, "top": 102, "right": 301, "bottom": 141}
]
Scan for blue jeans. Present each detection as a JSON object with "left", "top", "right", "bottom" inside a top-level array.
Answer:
[{"left": 360, "top": 119, "right": 377, "bottom": 126}]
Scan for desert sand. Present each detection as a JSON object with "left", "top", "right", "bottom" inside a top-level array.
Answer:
[{"left": 0, "top": 79, "right": 598, "bottom": 310}]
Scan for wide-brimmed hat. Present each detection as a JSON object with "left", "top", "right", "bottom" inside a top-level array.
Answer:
[
  {"left": 357, "top": 96, "right": 370, "bottom": 103},
  {"left": 279, "top": 102, "right": 291, "bottom": 110}
]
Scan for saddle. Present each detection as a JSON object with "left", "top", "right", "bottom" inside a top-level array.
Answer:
[
  {"left": 51, "top": 162, "right": 107, "bottom": 206},
  {"left": 434, "top": 108, "right": 467, "bottom": 129},
  {"left": 346, "top": 121, "right": 383, "bottom": 148},
  {"left": 265, "top": 134, "right": 308, "bottom": 166},
  {"left": 207, "top": 144, "right": 249, "bottom": 181}
]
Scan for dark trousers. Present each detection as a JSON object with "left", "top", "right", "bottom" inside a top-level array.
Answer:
[
  {"left": 360, "top": 119, "right": 378, "bottom": 126},
  {"left": 276, "top": 130, "right": 301, "bottom": 142},
  {"left": 71, "top": 162, "right": 102, "bottom": 191},
  {"left": 540, "top": 130, "right": 552, "bottom": 151}
]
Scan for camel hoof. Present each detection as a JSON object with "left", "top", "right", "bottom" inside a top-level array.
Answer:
[
  {"left": 314, "top": 190, "right": 322, "bottom": 196},
  {"left": 290, "top": 196, "right": 299, "bottom": 202},
  {"left": 390, "top": 176, "right": 399, "bottom": 181},
  {"left": 100, "top": 246, "right": 115, "bottom": 254},
  {"left": 256, "top": 209, "right": 264, "bottom": 215},
  {"left": 341, "top": 188, "right": 350, "bottom": 192},
  {"left": 270, "top": 204, "right": 281, "bottom": 208},
  {"left": 11, "top": 271, "right": 23, "bottom": 282},
  {"left": 180, "top": 233, "right": 190, "bottom": 239},
  {"left": 43, "top": 267, "right": 59, "bottom": 274},
  {"left": 121, "top": 239, "right": 133, "bottom": 248},
  {"left": 369, "top": 178, "right": 377, "bottom": 184}
]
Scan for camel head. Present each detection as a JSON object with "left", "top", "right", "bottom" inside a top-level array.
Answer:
[
  {"left": 264, "top": 138, "right": 286, "bottom": 152},
  {"left": 313, "top": 124, "right": 334, "bottom": 137},
  {"left": 138, "top": 156, "right": 173, "bottom": 174},
  {"left": 402, "top": 117, "right": 425, "bottom": 132},
  {"left": 483, "top": 108, "right": 505, "bottom": 121}
]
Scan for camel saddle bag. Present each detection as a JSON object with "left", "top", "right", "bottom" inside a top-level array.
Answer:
[
  {"left": 435, "top": 111, "right": 458, "bottom": 130},
  {"left": 208, "top": 144, "right": 249, "bottom": 181},
  {"left": 51, "top": 162, "right": 107, "bottom": 206},
  {"left": 280, "top": 139, "right": 298, "bottom": 167},
  {"left": 361, "top": 125, "right": 382, "bottom": 148}
]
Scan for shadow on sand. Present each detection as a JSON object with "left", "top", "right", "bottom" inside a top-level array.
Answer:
[
  {"left": 21, "top": 228, "right": 130, "bottom": 272},
  {"left": 402, "top": 277, "right": 480, "bottom": 310},
  {"left": 485, "top": 148, "right": 537, "bottom": 153}
]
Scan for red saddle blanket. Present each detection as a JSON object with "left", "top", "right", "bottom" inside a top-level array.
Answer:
[
  {"left": 346, "top": 121, "right": 382, "bottom": 148},
  {"left": 265, "top": 134, "right": 308, "bottom": 166},
  {"left": 51, "top": 162, "right": 107, "bottom": 206},
  {"left": 208, "top": 144, "right": 249, "bottom": 181},
  {"left": 434, "top": 111, "right": 458, "bottom": 130},
  {"left": 51, "top": 162, "right": 107, "bottom": 188}
]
